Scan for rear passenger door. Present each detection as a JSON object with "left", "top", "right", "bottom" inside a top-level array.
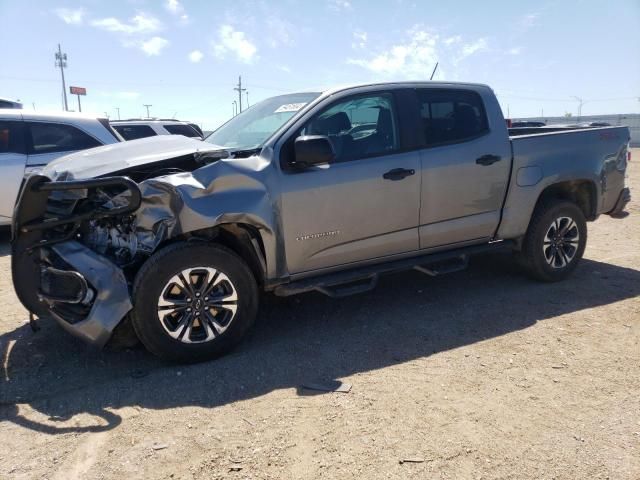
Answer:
[
  {"left": 25, "top": 121, "right": 102, "bottom": 167},
  {"left": 0, "top": 120, "right": 27, "bottom": 222},
  {"left": 415, "top": 88, "right": 511, "bottom": 249}
]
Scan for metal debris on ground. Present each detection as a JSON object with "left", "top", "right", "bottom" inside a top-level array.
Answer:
[{"left": 300, "top": 381, "right": 352, "bottom": 394}]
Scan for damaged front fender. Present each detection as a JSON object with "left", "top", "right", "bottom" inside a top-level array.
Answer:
[{"left": 131, "top": 151, "right": 281, "bottom": 280}]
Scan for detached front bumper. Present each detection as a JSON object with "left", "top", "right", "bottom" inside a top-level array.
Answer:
[
  {"left": 11, "top": 174, "right": 140, "bottom": 347},
  {"left": 44, "top": 242, "right": 133, "bottom": 346}
]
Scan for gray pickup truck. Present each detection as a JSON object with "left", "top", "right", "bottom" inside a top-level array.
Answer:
[{"left": 11, "top": 81, "right": 631, "bottom": 362}]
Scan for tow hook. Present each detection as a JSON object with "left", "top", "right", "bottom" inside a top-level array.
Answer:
[{"left": 29, "top": 312, "right": 40, "bottom": 333}]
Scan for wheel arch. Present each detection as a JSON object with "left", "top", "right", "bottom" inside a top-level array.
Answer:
[
  {"left": 534, "top": 179, "right": 598, "bottom": 221},
  {"left": 170, "top": 223, "right": 269, "bottom": 288}
]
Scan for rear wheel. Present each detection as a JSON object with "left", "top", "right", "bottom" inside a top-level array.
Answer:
[
  {"left": 516, "top": 200, "right": 587, "bottom": 282},
  {"left": 131, "top": 242, "right": 258, "bottom": 363}
]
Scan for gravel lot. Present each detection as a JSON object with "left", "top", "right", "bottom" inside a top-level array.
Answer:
[{"left": 1, "top": 150, "right": 638, "bottom": 480}]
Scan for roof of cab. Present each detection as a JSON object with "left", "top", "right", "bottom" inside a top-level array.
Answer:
[
  {"left": 0, "top": 109, "right": 108, "bottom": 121},
  {"left": 110, "top": 119, "right": 193, "bottom": 124},
  {"left": 319, "top": 80, "right": 492, "bottom": 97}
]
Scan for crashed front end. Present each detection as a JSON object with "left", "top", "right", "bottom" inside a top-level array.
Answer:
[
  {"left": 11, "top": 136, "right": 276, "bottom": 347},
  {"left": 12, "top": 174, "right": 143, "bottom": 346}
]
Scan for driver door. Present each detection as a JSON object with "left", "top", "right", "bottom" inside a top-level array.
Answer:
[
  {"left": 0, "top": 120, "right": 27, "bottom": 223},
  {"left": 279, "top": 91, "right": 421, "bottom": 275}
]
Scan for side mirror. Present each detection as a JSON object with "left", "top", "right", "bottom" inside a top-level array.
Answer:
[{"left": 294, "top": 135, "right": 335, "bottom": 167}]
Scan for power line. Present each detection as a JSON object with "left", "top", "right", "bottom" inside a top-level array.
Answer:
[{"left": 0, "top": 75, "right": 292, "bottom": 93}]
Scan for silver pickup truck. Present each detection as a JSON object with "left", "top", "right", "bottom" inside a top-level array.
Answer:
[{"left": 11, "top": 81, "right": 631, "bottom": 362}]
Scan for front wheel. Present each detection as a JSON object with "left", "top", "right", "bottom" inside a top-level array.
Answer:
[
  {"left": 131, "top": 242, "right": 259, "bottom": 363},
  {"left": 516, "top": 200, "right": 587, "bottom": 282}
]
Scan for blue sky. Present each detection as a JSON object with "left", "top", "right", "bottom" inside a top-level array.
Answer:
[{"left": 1, "top": 0, "right": 639, "bottom": 129}]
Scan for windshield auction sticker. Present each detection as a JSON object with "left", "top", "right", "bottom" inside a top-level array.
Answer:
[{"left": 275, "top": 103, "right": 307, "bottom": 113}]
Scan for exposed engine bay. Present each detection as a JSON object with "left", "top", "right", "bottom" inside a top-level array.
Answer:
[
  {"left": 33, "top": 151, "right": 226, "bottom": 268},
  {"left": 83, "top": 217, "right": 146, "bottom": 265},
  {"left": 44, "top": 183, "right": 154, "bottom": 268}
]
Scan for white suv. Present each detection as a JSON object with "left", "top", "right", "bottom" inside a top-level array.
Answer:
[
  {"left": 0, "top": 110, "right": 121, "bottom": 225},
  {"left": 110, "top": 119, "right": 203, "bottom": 141}
]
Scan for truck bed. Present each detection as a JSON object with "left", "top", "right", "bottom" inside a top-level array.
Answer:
[{"left": 497, "top": 125, "right": 630, "bottom": 240}]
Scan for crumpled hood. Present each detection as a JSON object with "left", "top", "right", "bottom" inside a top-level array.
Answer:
[{"left": 42, "top": 135, "right": 227, "bottom": 180}]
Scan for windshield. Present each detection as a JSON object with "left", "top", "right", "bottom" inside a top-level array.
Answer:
[{"left": 205, "top": 92, "right": 320, "bottom": 150}]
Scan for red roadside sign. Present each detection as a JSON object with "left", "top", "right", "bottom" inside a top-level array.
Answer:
[{"left": 69, "top": 86, "right": 86, "bottom": 95}]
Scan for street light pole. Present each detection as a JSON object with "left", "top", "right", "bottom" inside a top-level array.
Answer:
[{"left": 115, "top": 107, "right": 120, "bottom": 120}]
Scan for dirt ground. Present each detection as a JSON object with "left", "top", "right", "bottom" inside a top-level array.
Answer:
[{"left": 0, "top": 150, "right": 638, "bottom": 480}]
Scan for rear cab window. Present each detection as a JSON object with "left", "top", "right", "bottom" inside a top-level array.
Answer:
[
  {"left": 0, "top": 120, "right": 25, "bottom": 154},
  {"left": 27, "top": 122, "right": 101, "bottom": 155},
  {"left": 113, "top": 125, "right": 157, "bottom": 140},
  {"left": 416, "top": 88, "right": 489, "bottom": 147}
]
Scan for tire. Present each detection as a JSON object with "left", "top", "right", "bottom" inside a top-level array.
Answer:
[
  {"left": 516, "top": 199, "right": 587, "bottom": 282},
  {"left": 131, "top": 242, "right": 259, "bottom": 363}
]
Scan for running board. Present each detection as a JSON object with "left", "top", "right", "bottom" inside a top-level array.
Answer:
[{"left": 274, "top": 240, "right": 515, "bottom": 298}]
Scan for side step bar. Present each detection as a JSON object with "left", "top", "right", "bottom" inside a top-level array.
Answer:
[{"left": 274, "top": 240, "right": 516, "bottom": 298}]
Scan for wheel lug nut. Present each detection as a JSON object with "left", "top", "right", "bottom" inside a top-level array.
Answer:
[
  {"left": 204, "top": 297, "right": 208, "bottom": 301},
  {"left": 196, "top": 293, "right": 201, "bottom": 297},
  {"left": 187, "top": 298, "right": 191, "bottom": 302},
  {"left": 187, "top": 307, "right": 192, "bottom": 312}
]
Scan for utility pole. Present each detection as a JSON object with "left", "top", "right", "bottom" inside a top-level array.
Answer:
[
  {"left": 143, "top": 104, "right": 152, "bottom": 118},
  {"left": 232, "top": 101, "right": 237, "bottom": 117},
  {"left": 246, "top": 91, "right": 250, "bottom": 108},
  {"left": 55, "top": 44, "right": 68, "bottom": 111},
  {"left": 234, "top": 76, "right": 246, "bottom": 113},
  {"left": 572, "top": 96, "right": 583, "bottom": 121},
  {"left": 115, "top": 107, "right": 120, "bottom": 120}
]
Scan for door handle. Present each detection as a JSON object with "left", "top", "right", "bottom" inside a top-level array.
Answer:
[
  {"left": 476, "top": 154, "right": 501, "bottom": 166},
  {"left": 383, "top": 168, "right": 415, "bottom": 181}
]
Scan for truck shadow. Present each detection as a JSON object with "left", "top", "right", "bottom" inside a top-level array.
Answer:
[{"left": 1, "top": 253, "right": 639, "bottom": 434}]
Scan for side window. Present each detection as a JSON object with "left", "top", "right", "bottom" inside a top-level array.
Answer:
[
  {"left": 0, "top": 121, "right": 25, "bottom": 154},
  {"left": 112, "top": 125, "right": 157, "bottom": 141},
  {"left": 417, "top": 89, "right": 489, "bottom": 147},
  {"left": 27, "top": 122, "right": 101, "bottom": 155},
  {"left": 163, "top": 124, "right": 201, "bottom": 137},
  {"left": 301, "top": 93, "right": 398, "bottom": 162}
]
